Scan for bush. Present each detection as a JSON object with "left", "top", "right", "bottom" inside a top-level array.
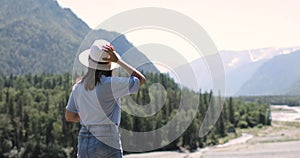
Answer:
[
  {"left": 238, "top": 121, "right": 248, "bottom": 128},
  {"left": 256, "top": 123, "right": 263, "bottom": 128}
]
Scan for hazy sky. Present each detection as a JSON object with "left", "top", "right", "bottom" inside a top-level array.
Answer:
[{"left": 57, "top": 0, "right": 300, "bottom": 51}]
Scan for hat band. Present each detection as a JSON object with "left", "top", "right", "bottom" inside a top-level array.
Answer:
[{"left": 88, "top": 56, "right": 110, "bottom": 65}]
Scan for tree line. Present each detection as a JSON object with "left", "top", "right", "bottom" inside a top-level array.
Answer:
[
  {"left": 237, "top": 95, "right": 300, "bottom": 107},
  {"left": 0, "top": 73, "right": 271, "bottom": 157}
]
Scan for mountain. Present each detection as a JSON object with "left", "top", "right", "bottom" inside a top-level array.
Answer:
[
  {"left": 237, "top": 50, "right": 300, "bottom": 96},
  {"left": 0, "top": 0, "right": 157, "bottom": 75},
  {"left": 220, "top": 47, "right": 300, "bottom": 96},
  {"left": 0, "top": 0, "right": 90, "bottom": 75},
  {"left": 172, "top": 47, "right": 300, "bottom": 95}
]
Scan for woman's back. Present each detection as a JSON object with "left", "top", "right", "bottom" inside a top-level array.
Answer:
[{"left": 72, "top": 75, "right": 140, "bottom": 126}]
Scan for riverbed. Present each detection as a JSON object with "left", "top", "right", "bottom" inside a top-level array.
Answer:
[{"left": 125, "top": 105, "right": 300, "bottom": 158}]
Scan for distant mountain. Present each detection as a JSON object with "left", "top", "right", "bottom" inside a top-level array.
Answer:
[
  {"left": 0, "top": 0, "right": 157, "bottom": 75},
  {"left": 237, "top": 50, "right": 300, "bottom": 96},
  {"left": 173, "top": 47, "right": 300, "bottom": 95},
  {"left": 220, "top": 47, "right": 300, "bottom": 96}
]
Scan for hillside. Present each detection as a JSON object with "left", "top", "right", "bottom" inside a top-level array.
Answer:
[
  {"left": 0, "top": 73, "right": 271, "bottom": 156},
  {"left": 220, "top": 47, "right": 299, "bottom": 96},
  {"left": 0, "top": 0, "right": 90, "bottom": 75},
  {"left": 172, "top": 47, "right": 299, "bottom": 95},
  {"left": 0, "top": 0, "right": 157, "bottom": 75},
  {"left": 237, "top": 50, "right": 300, "bottom": 96}
]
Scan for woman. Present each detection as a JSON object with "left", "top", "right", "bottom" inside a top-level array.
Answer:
[{"left": 65, "top": 39, "right": 146, "bottom": 158}]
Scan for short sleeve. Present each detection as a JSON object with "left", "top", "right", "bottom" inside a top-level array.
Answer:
[
  {"left": 66, "top": 90, "right": 78, "bottom": 113},
  {"left": 110, "top": 76, "right": 140, "bottom": 98}
]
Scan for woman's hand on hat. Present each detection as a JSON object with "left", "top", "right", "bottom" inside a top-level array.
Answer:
[{"left": 102, "top": 44, "right": 120, "bottom": 63}]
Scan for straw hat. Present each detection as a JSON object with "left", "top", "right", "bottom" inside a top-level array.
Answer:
[{"left": 78, "top": 39, "right": 119, "bottom": 70}]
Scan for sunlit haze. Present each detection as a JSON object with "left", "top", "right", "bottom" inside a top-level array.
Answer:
[{"left": 57, "top": 0, "right": 300, "bottom": 52}]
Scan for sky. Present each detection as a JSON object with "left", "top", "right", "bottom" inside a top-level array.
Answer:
[{"left": 57, "top": 0, "right": 300, "bottom": 51}]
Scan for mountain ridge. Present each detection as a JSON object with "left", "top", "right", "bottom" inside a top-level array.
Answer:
[
  {"left": 172, "top": 47, "right": 300, "bottom": 96},
  {"left": 237, "top": 50, "right": 300, "bottom": 96},
  {"left": 0, "top": 0, "right": 90, "bottom": 75},
  {"left": 0, "top": 0, "right": 157, "bottom": 75}
]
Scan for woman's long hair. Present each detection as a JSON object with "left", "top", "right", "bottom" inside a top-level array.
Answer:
[{"left": 81, "top": 68, "right": 112, "bottom": 90}]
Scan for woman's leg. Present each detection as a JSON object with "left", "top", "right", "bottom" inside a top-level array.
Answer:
[
  {"left": 107, "top": 149, "right": 123, "bottom": 158},
  {"left": 77, "top": 126, "right": 90, "bottom": 158},
  {"left": 77, "top": 135, "right": 89, "bottom": 158},
  {"left": 89, "top": 136, "right": 123, "bottom": 158}
]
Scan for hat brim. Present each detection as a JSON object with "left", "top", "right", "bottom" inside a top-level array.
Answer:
[{"left": 78, "top": 49, "right": 119, "bottom": 70}]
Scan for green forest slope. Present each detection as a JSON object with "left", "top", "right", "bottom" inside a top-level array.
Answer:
[{"left": 0, "top": 73, "right": 271, "bottom": 157}]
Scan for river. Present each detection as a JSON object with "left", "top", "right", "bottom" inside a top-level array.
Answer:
[{"left": 125, "top": 105, "right": 300, "bottom": 158}]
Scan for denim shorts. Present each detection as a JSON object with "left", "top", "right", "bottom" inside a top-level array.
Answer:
[{"left": 77, "top": 125, "right": 123, "bottom": 158}]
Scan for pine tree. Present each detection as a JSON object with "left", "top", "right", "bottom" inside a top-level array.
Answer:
[
  {"left": 228, "top": 97, "right": 235, "bottom": 125},
  {"left": 216, "top": 110, "right": 226, "bottom": 137}
]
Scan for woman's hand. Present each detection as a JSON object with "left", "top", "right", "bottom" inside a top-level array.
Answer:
[
  {"left": 102, "top": 44, "right": 121, "bottom": 63},
  {"left": 65, "top": 110, "right": 80, "bottom": 123},
  {"left": 103, "top": 44, "right": 146, "bottom": 85}
]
